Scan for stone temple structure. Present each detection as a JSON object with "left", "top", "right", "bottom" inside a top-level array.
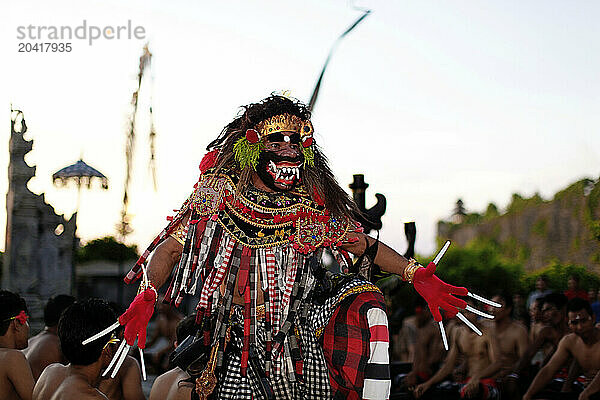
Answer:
[{"left": 2, "top": 109, "right": 77, "bottom": 331}]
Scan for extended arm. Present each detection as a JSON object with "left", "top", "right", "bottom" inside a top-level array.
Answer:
[
  {"left": 580, "top": 368, "right": 600, "bottom": 399},
  {"left": 341, "top": 232, "right": 409, "bottom": 276},
  {"left": 413, "top": 331, "right": 461, "bottom": 397},
  {"left": 523, "top": 336, "right": 573, "bottom": 400},
  {"left": 146, "top": 237, "right": 183, "bottom": 290},
  {"left": 342, "top": 234, "right": 470, "bottom": 319},
  {"left": 513, "top": 326, "right": 551, "bottom": 375}
]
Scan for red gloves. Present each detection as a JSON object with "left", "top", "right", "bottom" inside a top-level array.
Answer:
[
  {"left": 413, "top": 262, "right": 468, "bottom": 322},
  {"left": 118, "top": 288, "right": 157, "bottom": 349}
]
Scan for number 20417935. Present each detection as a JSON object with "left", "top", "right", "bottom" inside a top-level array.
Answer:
[{"left": 18, "top": 42, "right": 72, "bottom": 52}]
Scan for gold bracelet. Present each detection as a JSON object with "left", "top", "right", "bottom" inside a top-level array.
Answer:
[
  {"left": 403, "top": 258, "right": 422, "bottom": 283},
  {"left": 138, "top": 280, "right": 158, "bottom": 302}
]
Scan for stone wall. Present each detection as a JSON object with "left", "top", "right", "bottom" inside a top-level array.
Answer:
[{"left": 438, "top": 179, "right": 600, "bottom": 273}]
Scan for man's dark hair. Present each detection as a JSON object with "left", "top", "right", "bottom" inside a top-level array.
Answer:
[
  {"left": 538, "top": 275, "right": 549, "bottom": 284},
  {"left": 44, "top": 294, "right": 76, "bottom": 327},
  {"left": 176, "top": 315, "right": 199, "bottom": 343},
  {"left": 107, "top": 302, "right": 125, "bottom": 337},
  {"left": 569, "top": 275, "right": 580, "bottom": 283},
  {"left": 567, "top": 298, "right": 592, "bottom": 317},
  {"left": 58, "top": 299, "right": 116, "bottom": 366},
  {"left": 542, "top": 293, "right": 567, "bottom": 310},
  {"left": 208, "top": 95, "right": 358, "bottom": 220},
  {"left": 0, "top": 290, "right": 28, "bottom": 336},
  {"left": 494, "top": 292, "right": 514, "bottom": 310}
]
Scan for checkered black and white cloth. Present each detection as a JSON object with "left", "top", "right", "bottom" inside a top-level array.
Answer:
[{"left": 217, "top": 305, "right": 331, "bottom": 400}]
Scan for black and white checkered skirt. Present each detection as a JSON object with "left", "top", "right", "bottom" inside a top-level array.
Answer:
[{"left": 216, "top": 305, "right": 331, "bottom": 400}]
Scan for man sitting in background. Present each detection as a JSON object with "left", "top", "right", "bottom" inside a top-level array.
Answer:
[
  {"left": 33, "top": 299, "right": 118, "bottom": 400},
  {"left": 401, "top": 298, "right": 445, "bottom": 391},
  {"left": 149, "top": 315, "right": 198, "bottom": 400},
  {"left": 486, "top": 293, "right": 528, "bottom": 379},
  {"left": 413, "top": 299, "right": 500, "bottom": 399},
  {"left": 0, "top": 290, "right": 34, "bottom": 400},
  {"left": 98, "top": 302, "right": 145, "bottom": 400},
  {"left": 527, "top": 276, "right": 552, "bottom": 310},
  {"left": 564, "top": 275, "right": 588, "bottom": 301},
  {"left": 523, "top": 298, "right": 600, "bottom": 400},
  {"left": 24, "top": 294, "right": 75, "bottom": 380},
  {"left": 503, "top": 293, "right": 567, "bottom": 399}
]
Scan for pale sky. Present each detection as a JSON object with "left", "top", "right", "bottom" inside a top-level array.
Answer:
[{"left": 2, "top": 0, "right": 599, "bottom": 257}]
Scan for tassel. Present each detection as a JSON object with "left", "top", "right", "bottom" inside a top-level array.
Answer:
[
  {"left": 238, "top": 246, "right": 252, "bottom": 295},
  {"left": 241, "top": 281, "right": 251, "bottom": 376}
]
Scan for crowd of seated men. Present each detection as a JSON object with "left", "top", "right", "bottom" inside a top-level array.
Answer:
[
  {"left": 2, "top": 271, "right": 600, "bottom": 400},
  {"left": 391, "top": 275, "right": 600, "bottom": 400}
]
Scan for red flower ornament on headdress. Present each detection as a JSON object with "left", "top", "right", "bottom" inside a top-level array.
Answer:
[
  {"left": 245, "top": 129, "right": 260, "bottom": 144},
  {"left": 8, "top": 310, "right": 29, "bottom": 325},
  {"left": 199, "top": 149, "right": 220, "bottom": 174}
]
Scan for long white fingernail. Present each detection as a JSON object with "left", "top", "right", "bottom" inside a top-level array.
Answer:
[
  {"left": 466, "top": 305, "right": 494, "bottom": 319},
  {"left": 433, "top": 241, "right": 450, "bottom": 265},
  {"left": 83, "top": 321, "right": 121, "bottom": 345},
  {"left": 438, "top": 321, "right": 449, "bottom": 350},
  {"left": 111, "top": 344, "right": 131, "bottom": 378},
  {"left": 468, "top": 292, "right": 501, "bottom": 308},
  {"left": 139, "top": 348, "right": 146, "bottom": 380},
  {"left": 457, "top": 312, "right": 482, "bottom": 336},
  {"left": 103, "top": 339, "right": 126, "bottom": 377}
]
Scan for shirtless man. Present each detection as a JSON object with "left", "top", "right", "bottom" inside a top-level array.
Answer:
[
  {"left": 33, "top": 299, "right": 118, "bottom": 400},
  {"left": 149, "top": 315, "right": 198, "bottom": 400},
  {"left": 144, "top": 301, "right": 183, "bottom": 373},
  {"left": 504, "top": 293, "right": 568, "bottom": 399},
  {"left": 414, "top": 300, "right": 499, "bottom": 399},
  {"left": 24, "top": 295, "right": 75, "bottom": 380},
  {"left": 523, "top": 298, "right": 600, "bottom": 400},
  {"left": 0, "top": 290, "right": 34, "bottom": 400},
  {"left": 529, "top": 298, "right": 545, "bottom": 344},
  {"left": 403, "top": 298, "right": 445, "bottom": 390},
  {"left": 98, "top": 303, "right": 145, "bottom": 400},
  {"left": 485, "top": 294, "right": 528, "bottom": 379}
]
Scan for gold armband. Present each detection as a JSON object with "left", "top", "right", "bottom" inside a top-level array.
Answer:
[
  {"left": 402, "top": 258, "right": 423, "bottom": 283},
  {"left": 169, "top": 222, "right": 187, "bottom": 245}
]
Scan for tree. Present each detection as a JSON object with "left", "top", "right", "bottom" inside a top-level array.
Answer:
[
  {"left": 484, "top": 203, "right": 500, "bottom": 218},
  {"left": 77, "top": 236, "right": 138, "bottom": 264},
  {"left": 452, "top": 199, "right": 467, "bottom": 223}
]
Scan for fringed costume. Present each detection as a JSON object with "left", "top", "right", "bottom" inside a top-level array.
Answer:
[
  {"left": 82, "top": 95, "right": 489, "bottom": 400},
  {"left": 125, "top": 166, "right": 389, "bottom": 399}
]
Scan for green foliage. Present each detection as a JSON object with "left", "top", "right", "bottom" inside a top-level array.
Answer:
[
  {"left": 588, "top": 179, "right": 600, "bottom": 214},
  {"left": 233, "top": 137, "right": 263, "bottom": 170},
  {"left": 500, "top": 237, "right": 531, "bottom": 263},
  {"left": 454, "top": 199, "right": 466, "bottom": 217},
  {"left": 385, "top": 237, "right": 600, "bottom": 320},
  {"left": 584, "top": 179, "right": 600, "bottom": 242},
  {"left": 484, "top": 203, "right": 500, "bottom": 218},
  {"left": 590, "top": 221, "right": 600, "bottom": 242},
  {"left": 532, "top": 217, "right": 548, "bottom": 236},
  {"left": 522, "top": 262, "right": 600, "bottom": 292},
  {"left": 77, "top": 236, "right": 139, "bottom": 264},
  {"left": 426, "top": 240, "right": 525, "bottom": 297},
  {"left": 463, "top": 213, "right": 483, "bottom": 224},
  {"left": 302, "top": 146, "right": 314, "bottom": 168},
  {"left": 506, "top": 192, "right": 544, "bottom": 214},
  {"left": 386, "top": 239, "right": 525, "bottom": 312},
  {"left": 554, "top": 179, "right": 592, "bottom": 201}
]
